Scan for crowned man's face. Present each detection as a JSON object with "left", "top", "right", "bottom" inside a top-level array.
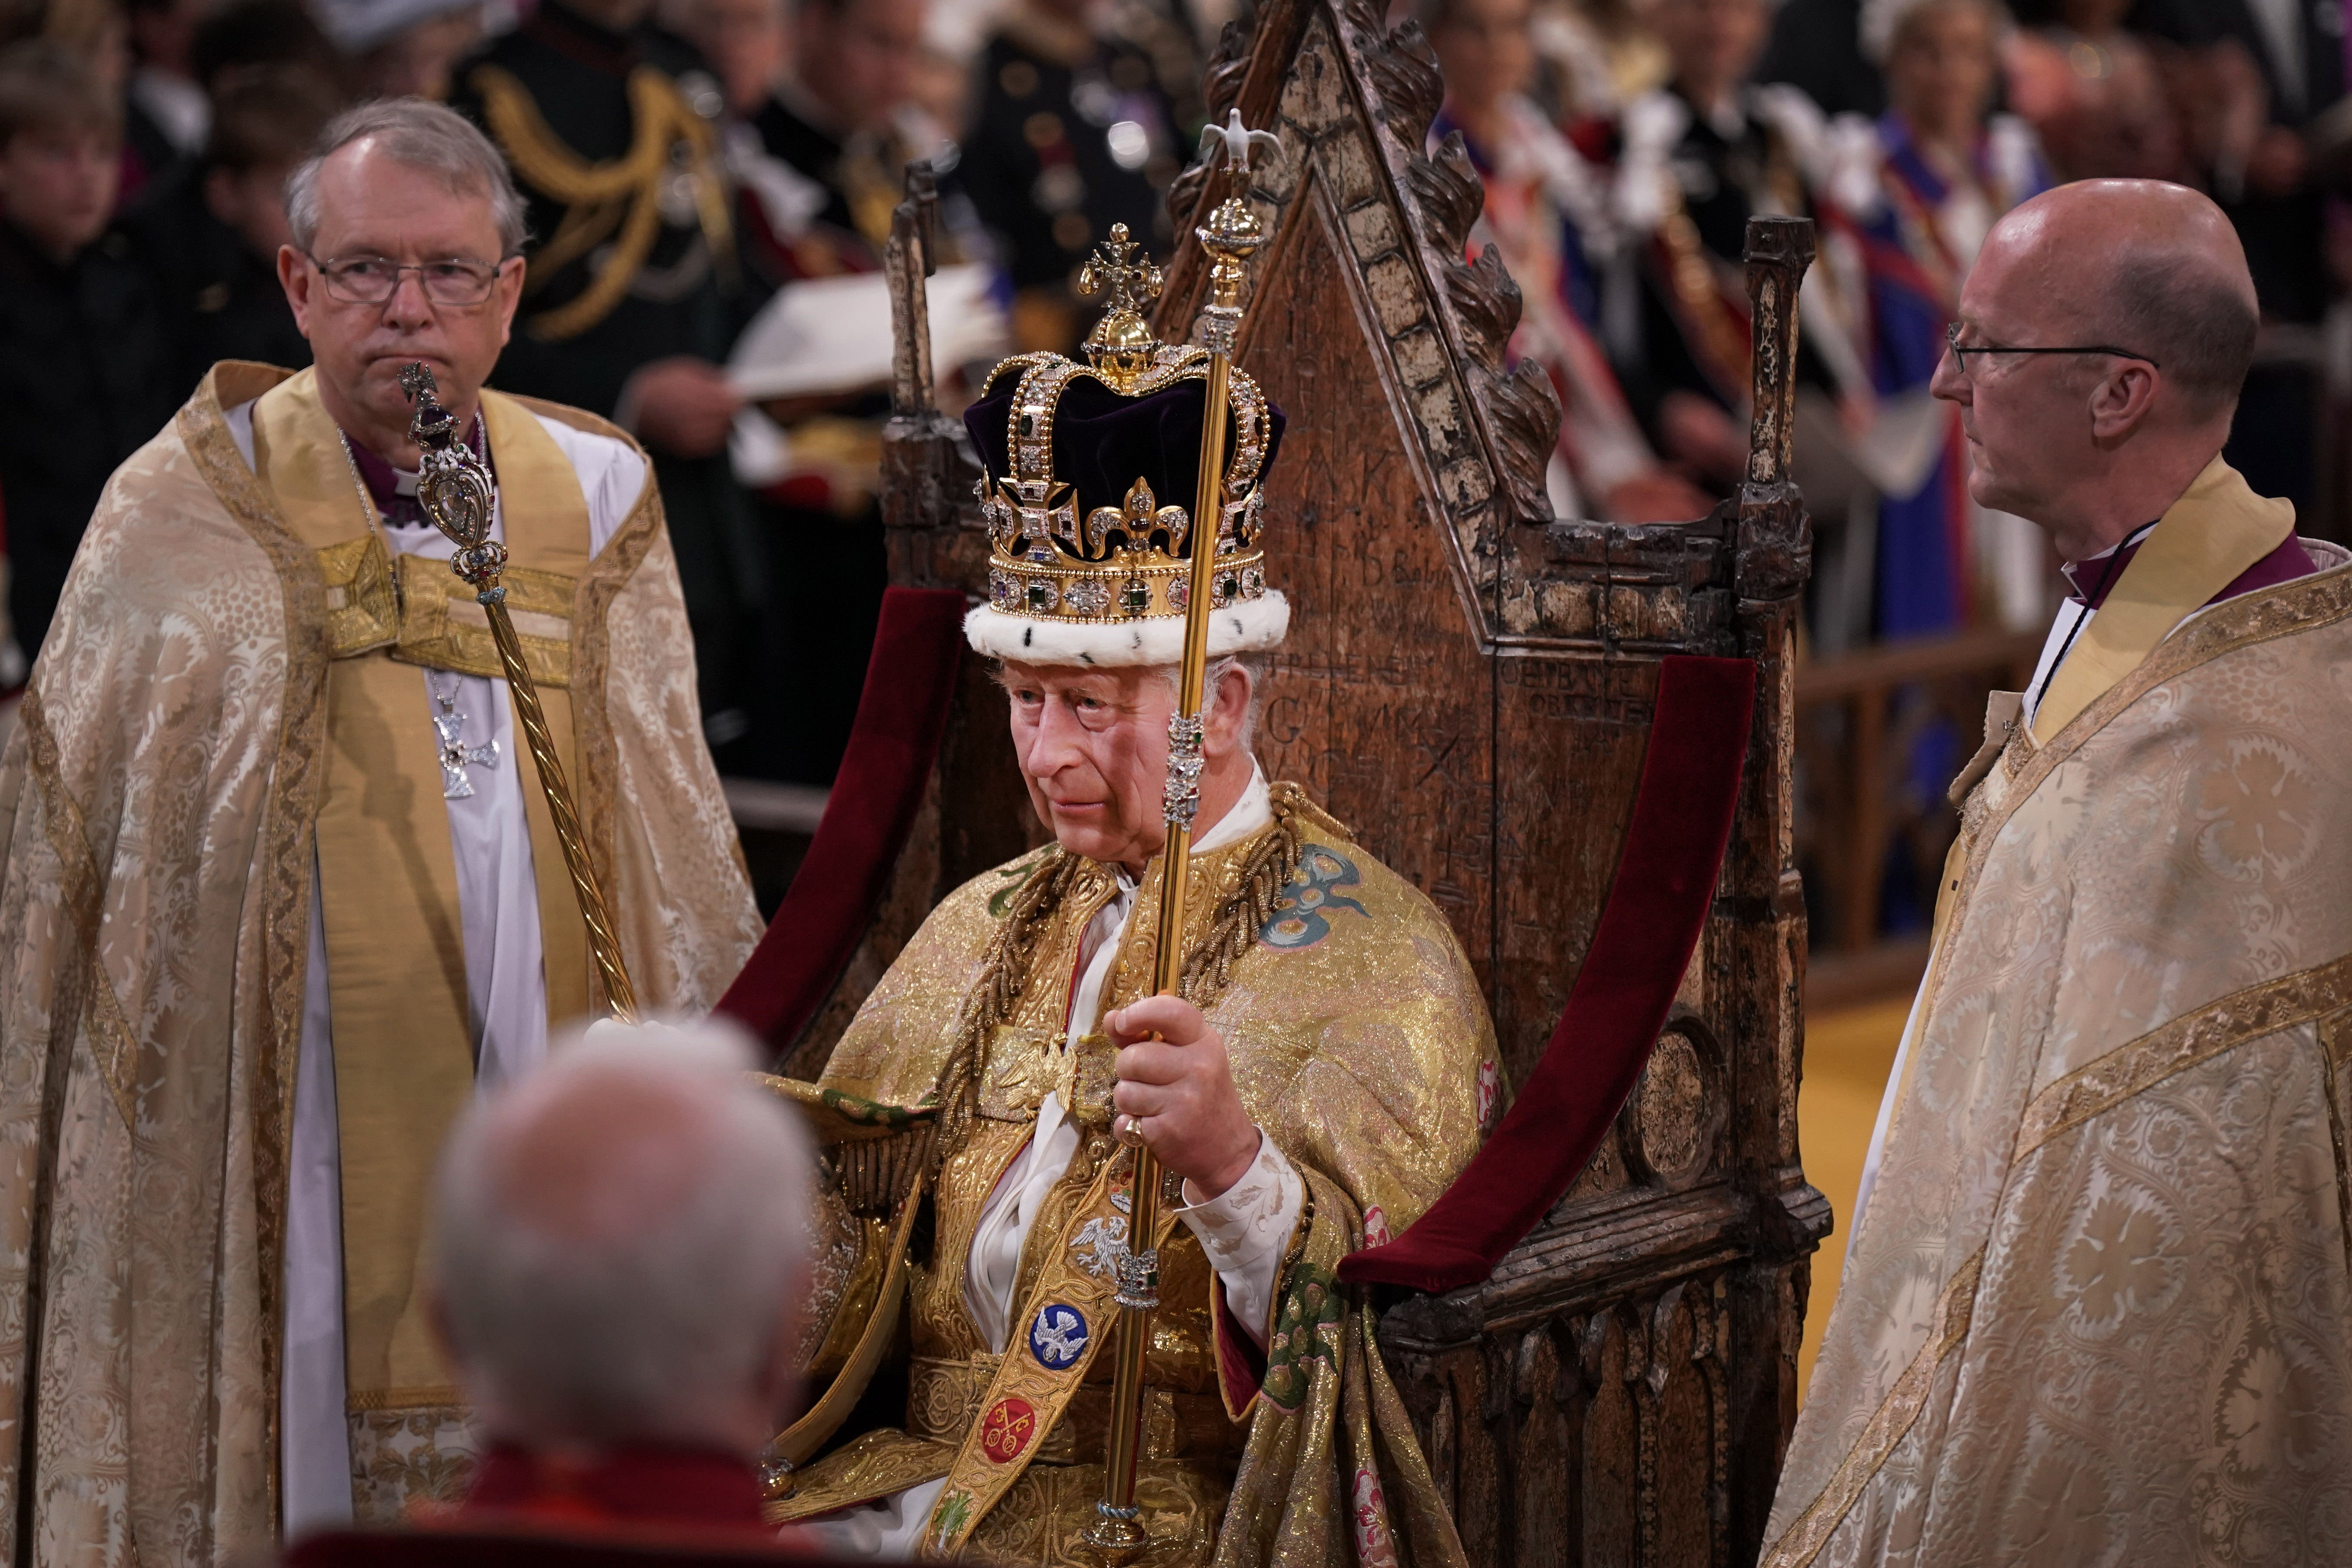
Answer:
[
  {"left": 1001, "top": 660, "right": 1253, "bottom": 874},
  {"left": 280, "top": 138, "right": 524, "bottom": 444}
]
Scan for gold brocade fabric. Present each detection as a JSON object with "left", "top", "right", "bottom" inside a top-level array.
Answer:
[
  {"left": 2028, "top": 457, "right": 2293, "bottom": 742},
  {"left": 1766, "top": 524, "right": 2352, "bottom": 1565},
  {"left": 390, "top": 553, "right": 579, "bottom": 688},
  {"left": 312, "top": 531, "right": 579, "bottom": 685},
  {"left": 779, "top": 786, "right": 1493, "bottom": 1567},
  {"left": 249, "top": 370, "right": 597, "bottom": 1430},
  {"left": 0, "top": 362, "right": 763, "bottom": 1564}
]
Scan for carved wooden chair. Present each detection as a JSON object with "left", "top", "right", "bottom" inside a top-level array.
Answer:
[{"left": 719, "top": 3, "right": 1830, "bottom": 1561}]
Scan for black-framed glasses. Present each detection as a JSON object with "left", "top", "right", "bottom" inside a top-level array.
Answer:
[
  {"left": 1945, "top": 321, "right": 2160, "bottom": 379},
  {"left": 309, "top": 252, "right": 515, "bottom": 306}
]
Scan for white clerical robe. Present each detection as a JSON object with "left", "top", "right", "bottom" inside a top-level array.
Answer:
[
  {"left": 1852, "top": 516, "right": 2164, "bottom": 1229},
  {"left": 225, "top": 400, "right": 645, "bottom": 1535},
  {"left": 1771, "top": 457, "right": 2352, "bottom": 1566},
  {"left": 800, "top": 766, "right": 1308, "bottom": 1558}
]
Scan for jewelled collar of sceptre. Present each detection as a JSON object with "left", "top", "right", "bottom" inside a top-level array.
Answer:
[{"left": 398, "top": 362, "right": 641, "bottom": 1023}]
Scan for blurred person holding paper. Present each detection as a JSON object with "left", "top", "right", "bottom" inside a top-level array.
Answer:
[
  {"left": 671, "top": 0, "right": 1005, "bottom": 783},
  {"left": 448, "top": 0, "right": 768, "bottom": 769},
  {"left": 959, "top": 0, "right": 1197, "bottom": 353}
]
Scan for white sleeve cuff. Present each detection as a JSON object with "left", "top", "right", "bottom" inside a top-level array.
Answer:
[{"left": 1175, "top": 1132, "right": 1304, "bottom": 1348}]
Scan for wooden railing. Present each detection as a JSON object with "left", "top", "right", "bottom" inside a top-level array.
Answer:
[{"left": 1795, "top": 626, "right": 2043, "bottom": 1007}]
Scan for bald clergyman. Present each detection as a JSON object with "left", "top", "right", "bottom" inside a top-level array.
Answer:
[{"left": 1764, "top": 180, "right": 2352, "bottom": 1566}]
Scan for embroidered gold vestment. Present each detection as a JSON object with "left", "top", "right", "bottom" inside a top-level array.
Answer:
[
  {"left": 773, "top": 785, "right": 1493, "bottom": 1567},
  {"left": 0, "top": 363, "right": 763, "bottom": 1564},
  {"left": 1765, "top": 463, "right": 2352, "bottom": 1566}
]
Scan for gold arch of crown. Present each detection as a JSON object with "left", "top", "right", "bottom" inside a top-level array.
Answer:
[{"left": 976, "top": 226, "right": 1273, "bottom": 625}]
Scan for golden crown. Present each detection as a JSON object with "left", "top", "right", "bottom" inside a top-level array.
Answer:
[{"left": 967, "top": 225, "right": 1279, "bottom": 650}]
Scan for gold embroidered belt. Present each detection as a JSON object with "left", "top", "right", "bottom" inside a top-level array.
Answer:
[
  {"left": 908, "top": 1355, "right": 1245, "bottom": 1467},
  {"left": 318, "top": 533, "right": 576, "bottom": 687}
]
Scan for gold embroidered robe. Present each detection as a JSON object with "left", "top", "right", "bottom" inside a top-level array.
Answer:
[
  {"left": 1765, "top": 463, "right": 2352, "bottom": 1566},
  {"left": 0, "top": 363, "right": 763, "bottom": 1564},
  {"left": 775, "top": 786, "right": 1492, "bottom": 1568}
]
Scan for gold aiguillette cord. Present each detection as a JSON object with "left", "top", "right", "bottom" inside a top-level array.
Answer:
[
  {"left": 1083, "top": 113, "right": 1282, "bottom": 1567},
  {"left": 398, "top": 361, "right": 639, "bottom": 1023}
]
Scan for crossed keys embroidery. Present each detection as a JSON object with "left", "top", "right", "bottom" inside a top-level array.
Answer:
[
  {"left": 429, "top": 671, "right": 500, "bottom": 799},
  {"left": 1068, "top": 1215, "right": 1131, "bottom": 1281}
]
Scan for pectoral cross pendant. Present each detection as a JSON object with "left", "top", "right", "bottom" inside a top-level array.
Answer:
[{"left": 429, "top": 675, "right": 499, "bottom": 799}]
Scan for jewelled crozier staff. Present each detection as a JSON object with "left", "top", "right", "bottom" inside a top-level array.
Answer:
[
  {"left": 1086, "top": 109, "right": 1283, "bottom": 1566},
  {"left": 399, "top": 361, "right": 640, "bottom": 1023}
]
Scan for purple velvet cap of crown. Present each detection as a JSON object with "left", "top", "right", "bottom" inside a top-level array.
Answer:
[{"left": 962, "top": 373, "right": 1285, "bottom": 545}]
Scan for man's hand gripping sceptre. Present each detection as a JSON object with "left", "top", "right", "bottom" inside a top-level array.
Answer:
[{"left": 1084, "top": 110, "right": 1283, "bottom": 1567}]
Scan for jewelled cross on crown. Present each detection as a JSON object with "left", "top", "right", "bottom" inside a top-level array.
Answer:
[{"left": 1077, "top": 224, "right": 1163, "bottom": 394}]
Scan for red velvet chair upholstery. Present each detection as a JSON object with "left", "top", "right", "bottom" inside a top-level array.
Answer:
[
  {"left": 715, "top": 586, "right": 966, "bottom": 1057},
  {"left": 1340, "top": 654, "right": 1757, "bottom": 1292}
]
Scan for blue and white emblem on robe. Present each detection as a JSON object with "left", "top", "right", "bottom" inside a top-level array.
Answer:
[{"left": 1028, "top": 1303, "right": 1089, "bottom": 1370}]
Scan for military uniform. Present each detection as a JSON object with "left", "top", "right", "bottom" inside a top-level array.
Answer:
[
  {"left": 449, "top": 3, "right": 766, "bottom": 765},
  {"left": 747, "top": 89, "right": 926, "bottom": 282},
  {"left": 959, "top": 0, "right": 1196, "bottom": 352},
  {"left": 1608, "top": 84, "right": 1841, "bottom": 435}
]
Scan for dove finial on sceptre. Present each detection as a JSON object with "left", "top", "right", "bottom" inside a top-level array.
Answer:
[{"left": 1188, "top": 114, "right": 1281, "bottom": 354}]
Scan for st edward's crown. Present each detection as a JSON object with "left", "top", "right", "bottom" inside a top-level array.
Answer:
[{"left": 961, "top": 223, "right": 1287, "bottom": 667}]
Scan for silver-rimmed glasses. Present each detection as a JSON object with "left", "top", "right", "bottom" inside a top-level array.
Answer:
[{"left": 308, "top": 253, "right": 517, "bottom": 306}]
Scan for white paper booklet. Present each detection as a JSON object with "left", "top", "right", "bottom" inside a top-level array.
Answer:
[{"left": 727, "top": 263, "right": 1010, "bottom": 401}]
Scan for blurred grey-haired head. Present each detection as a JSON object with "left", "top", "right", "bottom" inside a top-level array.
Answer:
[{"left": 430, "top": 1019, "right": 816, "bottom": 1454}]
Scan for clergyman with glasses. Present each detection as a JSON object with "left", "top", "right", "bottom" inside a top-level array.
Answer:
[
  {"left": 0, "top": 98, "right": 763, "bottom": 1556},
  {"left": 1763, "top": 178, "right": 2352, "bottom": 1568}
]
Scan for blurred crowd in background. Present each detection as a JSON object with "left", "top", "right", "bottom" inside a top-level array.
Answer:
[
  {"left": 1428, "top": 0, "right": 2352, "bottom": 660},
  {"left": 0, "top": 0, "right": 2345, "bottom": 802}
]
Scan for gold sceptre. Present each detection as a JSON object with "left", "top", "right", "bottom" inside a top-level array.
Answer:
[
  {"left": 399, "top": 362, "right": 640, "bottom": 1023},
  {"left": 1084, "top": 111, "right": 1281, "bottom": 1567}
]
